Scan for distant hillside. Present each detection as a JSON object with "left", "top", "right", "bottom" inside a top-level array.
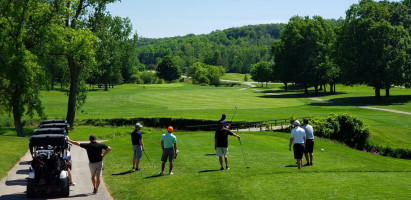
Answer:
[{"left": 136, "top": 24, "right": 285, "bottom": 73}]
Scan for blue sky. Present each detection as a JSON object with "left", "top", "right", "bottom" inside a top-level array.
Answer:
[{"left": 106, "top": 0, "right": 401, "bottom": 38}]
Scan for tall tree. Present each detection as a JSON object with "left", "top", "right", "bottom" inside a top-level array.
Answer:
[
  {"left": 156, "top": 56, "right": 181, "bottom": 82},
  {"left": 250, "top": 61, "right": 272, "bottom": 87},
  {"left": 335, "top": 0, "right": 411, "bottom": 97},
  {"left": 0, "top": 0, "right": 50, "bottom": 136}
]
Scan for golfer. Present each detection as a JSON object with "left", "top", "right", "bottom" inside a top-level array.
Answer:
[
  {"left": 289, "top": 120, "right": 306, "bottom": 170},
  {"left": 68, "top": 135, "right": 111, "bottom": 194},
  {"left": 215, "top": 120, "right": 240, "bottom": 170},
  {"left": 131, "top": 123, "right": 145, "bottom": 171},
  {"left": 219, "top": 114, "right": 230, "bottom": 128},
  {"left": 302, "top": 118, "right": 314, "bottom": 166},
  {"left": 160, "top": 126, "right": 178, "bottom": 175}
]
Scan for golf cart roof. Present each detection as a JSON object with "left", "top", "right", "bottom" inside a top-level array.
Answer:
[
  {"left": 40, "top": 123, "right": 70, "bottom": 130},
  {"left": 40, "top": 119, "right": 67, "bottom": 125},
  {"left": 33, "top": 128, "right": 67, "bottom": 135},
  {"left": 30, "top": 134, "right": 66, "bottom": 146}
]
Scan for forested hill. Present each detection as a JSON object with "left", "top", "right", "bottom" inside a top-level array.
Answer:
[{"left": 136, "top": 24, "right": 286, "bottom": 73}]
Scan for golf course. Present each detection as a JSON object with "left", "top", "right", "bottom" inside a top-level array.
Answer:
[{"left": 1, "top": 80, "right": 410, "bottom": 199}]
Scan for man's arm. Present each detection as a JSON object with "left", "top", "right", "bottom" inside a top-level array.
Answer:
[
  {"left": 232, "top": 132, "right": 241, "bottom": 140},
  {"left": 67, "top": 137, "right": 80, "bottom": 146},
  {"left": 161, "top": 140, "right": 164, "bottom": 150},
  {"left": 140, "top": 139, "right": 145, "bottom": 151},
  {"left": 214, "top": 138, "right": 217, "bottom": 149},
  {"left": 102, "top": 146, "right": 111, "bottom": 158},
  {"left": 289, "top": 138, "right": 294, "bottom": 151}
]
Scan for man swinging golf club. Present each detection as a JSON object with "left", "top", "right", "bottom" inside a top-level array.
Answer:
[{"left": 215, "top": 120, "right": 240, "bottom": 170}]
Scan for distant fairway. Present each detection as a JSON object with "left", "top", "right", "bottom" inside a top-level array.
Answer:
[
  {"left": 39, "top": 83, "right": 411, "bottom": 150},
  {"left": 83, "top": 126, "right": 410, "bottom": 200}
]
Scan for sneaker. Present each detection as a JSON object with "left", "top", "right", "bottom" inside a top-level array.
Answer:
[
  {"left": 132, "top": 167, "right": 136, "bottom": 171},
  {"left": 92, "top": 188, "right": 97, "bottom": 194},
  {"left": 70, "top": 182, "right": 76, "bottom": 186},
  {"left": 310, "top": 162, "right": 313, "bottom": 166},
  {"left": 159, "top": 172, "right": 164, "bottom": 176},
  {"left": 169, "top": 172, "right": 174, "bottom": 175},
  {"left": 304, "top": 163, "right": 310, "bottom": 166},
  {"left": 136, "top": 168, "right": 143, "bottom": 171},
  {"left": 226, "top": 167, "right": 230, "bottom": 170},
  {"left": 219, "top": 167, "right": 224, "bottom": 170}
]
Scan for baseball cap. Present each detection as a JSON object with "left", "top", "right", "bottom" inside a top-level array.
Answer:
[
  {"left": 293, "top": 120, "right": 300, "bottom": 126},
  {"left": 167, "top": 126, "right": 173, "bottom": 132},
  {"left": 135, "top": 123, "right": 143, "bottom": 128}
]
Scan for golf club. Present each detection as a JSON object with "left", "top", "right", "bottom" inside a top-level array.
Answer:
[
  {"left": 144, "top": 151, "right": 156, "bottom": 167},
  {"left": 230, "top": 105, "right": 238, "bottom": 122},
  {"left": 239, "top": 139, "right": 250, "bottom": 168}
]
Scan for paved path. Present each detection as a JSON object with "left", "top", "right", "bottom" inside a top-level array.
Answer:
[
  {"left": 309, "top": 98, "right": 411, "bottom": 115},
  {"left": 0, "top": 143, "right": 112, "bottom": 200}
]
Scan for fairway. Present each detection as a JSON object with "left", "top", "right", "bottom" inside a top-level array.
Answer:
[
  {"left": 38, "top": 83, "right": 411, "bottom": 150},
  {"left": 99, "top": 127, "right": 411, "bottom": 200}
]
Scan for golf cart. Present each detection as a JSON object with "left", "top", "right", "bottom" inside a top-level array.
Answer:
[
  {"left": 40, "top": 123, "right": 70, "bottom": 134},
  {"left": 27, "top": 134, "right": 70, "bottom": 198}
]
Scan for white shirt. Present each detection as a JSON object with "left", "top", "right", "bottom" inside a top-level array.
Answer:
[
  {"left": 302, "top": 124, "right": 314, "bottom": 140},
  {"left": 290, "top": 126, "right": 306, "bottom": 144}
]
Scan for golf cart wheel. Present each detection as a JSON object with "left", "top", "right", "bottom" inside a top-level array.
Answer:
[
  {"left": 61, "top": 179, "right": 70, "bottom": 197},
  {"left": 26, "top": 179, "right": 36, "bottom": 198}
]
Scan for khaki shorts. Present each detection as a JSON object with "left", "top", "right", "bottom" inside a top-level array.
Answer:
[
  {"left": 89, "top": 161, "right": 103, "bottom": 177},
  {"left": 216, "top": 147, "right": 228, "bottom": 157}
]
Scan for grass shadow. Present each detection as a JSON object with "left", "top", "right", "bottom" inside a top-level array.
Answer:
[
  {"left": 112, "top": 170, "right": 134, "bottom": 176},
  {"left": 144, "top": 174, "right": 163, "bottom": 179},
  {"left": 198, "top": 169, "right": 220, "bottom": 173},
  {"left": 204, "top": 154, "right": 216, "bottom": 156},
  {"left": 330, "top": 95, "right": 411, "bottom": 107},
  {"left": 258, "top": 92, "right": 346, "bottom": 99},
  {"left": 284, "top": 165, "right": 297, "bottom": 168}
]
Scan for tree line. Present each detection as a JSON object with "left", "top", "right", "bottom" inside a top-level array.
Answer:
[{"left": 251, "top": 0, "right": 411, "bottom": 98}]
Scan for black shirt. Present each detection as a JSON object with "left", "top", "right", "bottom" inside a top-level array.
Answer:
[
  {"left": 80, "top": 142, "right": 108, "bottom": 163},
  {"left": 131, "top": 130, "right": 142, "bottom": 145},
  {"left": 215, "top": 128, "right": 234, "bottom": 148}
]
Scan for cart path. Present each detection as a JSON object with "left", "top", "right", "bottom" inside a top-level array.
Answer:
[
  {"left": 309, "top": 98, "right": 411, "bottom": 115},
  {"left": 0, "top": 142, "right": 112, "bottom": 200}
]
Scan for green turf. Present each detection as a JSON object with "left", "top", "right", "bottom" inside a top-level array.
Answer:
[
  {"left": 35, "top": 83, "right": 410, "bottom": 150},
  {"left": 221, "top": 73, "right": 254, "bottom": 82},
  {"left": 101, "top": 127, "right": 411, "bottom": 200},
  {"left": 0, "top": 128, "right": 30, "bottom": 180}
]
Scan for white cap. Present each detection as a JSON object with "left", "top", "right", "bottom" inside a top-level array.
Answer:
[
  {"left": 293, "top": 120, "right": 300, "bottom": 126},
  {"left": 135, "top": 123, "right": 143, "bottom": 128}
]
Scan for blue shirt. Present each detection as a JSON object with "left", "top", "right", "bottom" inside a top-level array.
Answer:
[
  {"left": 161, "top": 132, "right": 177, "bottom": 148},
  {"left": 302, "top": 124, "right": 314, "bottom": 140}
]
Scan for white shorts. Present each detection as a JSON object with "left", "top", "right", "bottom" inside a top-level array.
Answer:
[{"left": 216, "top": 147, "right": 228, "bottom": 157}]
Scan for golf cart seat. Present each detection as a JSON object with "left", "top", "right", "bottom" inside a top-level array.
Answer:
[
  {"left": 29, "top": 134, "right": 67, "bottom": 148},
  {"left": 33, "top": 128, "right": 67, "bottom": 136}
]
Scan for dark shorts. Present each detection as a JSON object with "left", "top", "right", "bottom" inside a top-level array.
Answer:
[
  {"left": 304, "top": 139, "right": 314, "bottom": 153},
  {"left": 293, "top": 143, "right": 305, "bottom": 159},
  {"left": 161, "top": 148, "right": 174, "bottom": 162}
]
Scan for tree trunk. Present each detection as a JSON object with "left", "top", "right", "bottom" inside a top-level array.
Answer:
[
  {"left": 13, "top": 108, "right": 25, "bottom": 137},
  {"left": 323, "top": 84, "right": 327, "bottom": 93},
  {"left": 330, "top": 84, "right": 333, "bottom": 93},
  {"left": 261, "top": 82, "right": 263, "bottom": 87},
  {"left": 333, "top": 84, "right": 336, "bottom": 93},
  {"left": 385, "top": 85, "right": 390, "bottom": 97},
  {"left": 284, "top": 82, "right": 288, "bottom": 91},
  {"left": 66, "top": 56, "right": 79, "bottom": 128},
  {"left": 104, "top": 82, "right": 108, "bottom": 91},
  {"left": 266, "top": 82, "right": 267, "bottom": 87},
  {"left": 319, "top": 84, "right": 323, "bottom": 91},
  {"left": 314, "top": 85, "right": 318, "bottom": 94},
  {"left": 375, "top": 86, "right": 381, "bottom": 98},
  {"left": 304, "top": 84, "right": 308, "bottom": 94}
]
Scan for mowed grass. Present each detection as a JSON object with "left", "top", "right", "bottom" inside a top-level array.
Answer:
[
  {"left": 222, "top": 73, "right": 254, "bottom": 82},
  {"left": 100, "top": 127, "right": 411, "bottom": 200},
  {"left": 0, "top": 129, "right": 30, "bottom": 180},
  {"left": 36, "top": 82, "right": 411, "bottom": 150}
]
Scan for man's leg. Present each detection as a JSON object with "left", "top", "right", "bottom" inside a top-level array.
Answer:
[
  {"left": 304, "top": 152, "right": 309, "bottom": 164},
  {"left": 95, "top": 176, "right": 101, "bottom": 191},
  {"left": 297, "top": 159, "right": 302, "bottom": 170},
  {"left": 91, "top": 176, "right": 96, "bottom": 190},
  {"left": 161, "top": 162, "right": 166, "bottom": 173},
  {"left": 310, "top": 152, "right": 313, "bottom": 164},
  {"left": 133, "top": 158, "right": 137, "bottom": 168},
  {"left": 218, "top": 156, "right": 223, "bottom": 169},
  {"left": 136, "top": 158, "right": 140, "bottom": 169},
  {"left": 224, "top": 156, "right": 229, "bottom": 169},
  {"left": 169, "top": 161, "right": 173, "bottom": 174}
]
